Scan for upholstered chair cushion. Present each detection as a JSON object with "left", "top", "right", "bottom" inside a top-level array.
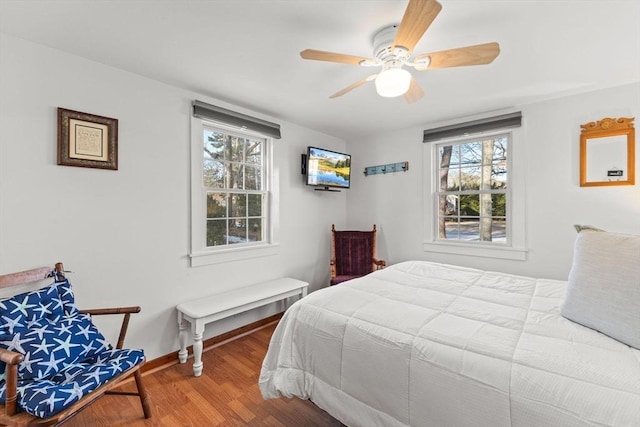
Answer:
[
  {"left": 333, "top": 231, "right": 375, "bottom": 276},
  {"left": 0, "top": 278, "right": 145, "bottom": 418}
]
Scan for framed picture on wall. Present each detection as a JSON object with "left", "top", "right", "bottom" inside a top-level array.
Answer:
[{"left": 57, "top": 108, "right": 118, "bottom": 170}]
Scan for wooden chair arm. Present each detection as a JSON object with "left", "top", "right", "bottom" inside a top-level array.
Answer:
[
  {"left": 0, "top": 349, "right": 23, "bottom": 416},
  {"left": 79, "top": 306, "right": 141, "bottom": 316},
  {"left": 373, "top": 259, "right": 386, "bottom": 269},
  {"left": 79, "top": 306, "right": 142, "bottom": 350},
  {"left": 0, "top": 348, "right": 24, "bottom": 365}
]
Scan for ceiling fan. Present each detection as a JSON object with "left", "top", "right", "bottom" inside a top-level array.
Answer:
[{"left": 300, "top": 0, "right": 500, "bottom": 103}]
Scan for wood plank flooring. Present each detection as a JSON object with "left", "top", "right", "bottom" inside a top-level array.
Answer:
[{"left": 63, "top": 322, "right": 343, "bottom": 426}]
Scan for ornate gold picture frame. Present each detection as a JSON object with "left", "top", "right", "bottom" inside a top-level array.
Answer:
[
  {"left": 580, "top": 117, "right": 635, "bottom": 187},
  {"left": 57, "top": 108, "right": 118, "bottom": 170}
]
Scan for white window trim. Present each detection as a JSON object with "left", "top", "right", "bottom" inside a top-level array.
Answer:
[
  {"left": 189, "top": 117, "right": 280, "bottom": 267},
  {"left": 422, "top": 127, "right": 527, "bottom": 261}
]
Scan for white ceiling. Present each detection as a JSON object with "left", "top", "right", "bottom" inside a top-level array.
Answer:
[{"left": 1, "top": 0, "right": 639, "bottom": 140}]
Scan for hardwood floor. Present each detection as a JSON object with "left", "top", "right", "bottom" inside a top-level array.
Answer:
[{"left": 64, "top": 322, "right": 343, "bottom": 426}]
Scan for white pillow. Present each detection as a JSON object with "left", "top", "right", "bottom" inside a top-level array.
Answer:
[{"left": 561, "top": 228, "right": 640, "bottom": 349}]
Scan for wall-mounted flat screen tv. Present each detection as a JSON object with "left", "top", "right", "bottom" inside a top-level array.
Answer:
[{"left": 306, "top": 146, "right": 351, "bottom": 189}]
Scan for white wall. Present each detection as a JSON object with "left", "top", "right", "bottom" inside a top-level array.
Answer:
[
  {"left": 347, "top": 82, "right": 640, "bottom": 280},
  {"left": 0, "top": 34, "right": 347, "bottom": 359},
  {"left": 2, "top": 32, "right": 638, "bottom": 362}
]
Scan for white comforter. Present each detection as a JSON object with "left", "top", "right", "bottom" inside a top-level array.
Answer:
[{"left": 260, "top": 261, "right": 640, "bottom": 427}]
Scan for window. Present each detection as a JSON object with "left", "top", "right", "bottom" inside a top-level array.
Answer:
[
  {"left": 436, "top": 134, "right": 508, "bottom": 244},
  {"left": 203, "top": 127, "right": 266, "bottom": 247},
  {"left": 190, "top": 101, "right": 280, "bottom": 267},
  {"left": 422, "top": 112, "right": 526, "bottom": 260}
]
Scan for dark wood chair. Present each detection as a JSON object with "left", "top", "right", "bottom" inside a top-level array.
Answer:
[
  {"left": 330, "top": 224, "right": 386, "bottom": 285},
  {"left": 0, "top": 263, "right": 151, "bottom": 426}
]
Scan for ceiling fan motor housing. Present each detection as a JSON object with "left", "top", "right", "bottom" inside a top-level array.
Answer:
[{"left": 372, "top": 25, "right": 409, "bottom": 68}]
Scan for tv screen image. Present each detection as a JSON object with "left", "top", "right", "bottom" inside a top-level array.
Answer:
[{"left": 306, "top": 146, "right": 351, "bottom": 189}]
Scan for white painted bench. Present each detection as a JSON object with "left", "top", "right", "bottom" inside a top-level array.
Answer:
[{"left": 176, "top": 277, "right": 308, "bottom": 376}]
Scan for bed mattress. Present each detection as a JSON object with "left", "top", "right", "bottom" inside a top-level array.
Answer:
[{"left": 259, "top": 261, "right": 640, "bottom": 426}]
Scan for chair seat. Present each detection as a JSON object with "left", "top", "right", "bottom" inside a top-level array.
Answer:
[
  {"left": 0, "top": 348, "right": 144, "bottom": 418},
  {"left": 330, "top": 275, "right": 363, "bottom": 286}
]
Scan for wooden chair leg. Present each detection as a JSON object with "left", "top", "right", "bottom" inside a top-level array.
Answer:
[{"left": 134, "top": 369, "right": 152, "bottom": 419}]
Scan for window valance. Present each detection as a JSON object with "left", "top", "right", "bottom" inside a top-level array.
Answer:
[
  {"left": 423, "top": 112, "right": 521, "bottom": 143},
  {"left": 193, "top": 100, "right": 281, "bottom": 139}
]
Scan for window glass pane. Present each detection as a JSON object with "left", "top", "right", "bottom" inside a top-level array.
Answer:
[
  {"left": 479, "top": 139, "right": 493, "bottom": 166},
  {"left": 229, "top": 193, "right": 246, "bottom": 218},
  {"left": 204, "top": 131, "right": 226, "bottom": 161},
  {"left": 459, "top": 194, "right": 479, "bottom": 217},
  {"left": 206, "top": 193, "right": 227, "bottom": 218},
  {"left": 493, "top": 140, "right": 507, "bottom": 163},
  {"left": 248, "top": 194, "right": 262, "bottom": 217},
  {"left": 203, "top": 159, "right": 225, "bottom": 188},
  {"left": 479, "top": 216, "right": 495, "bottom": 241},
  {"left": 207, "top": 219, "right": 227, "bottom": 246},
  {"left": 228, "top": 219, "right": 246, "bottom": 244},
  {"left": 443, "top": 167, "right": 459, "bottom": 191},
  {"left": 479, "top": 192, "right": 493, "bottom": 219},
  {"left": 460, "top": 142, "right": 482, "bottom": 166},
  {"left": 460, "top": 167, "right": 481, "bottom": 190},
  {"left": 490, "top": 218, "right": 507, "bottom": 243},
  {"left": 443, "top": 219, "right": 460, "bottom": 240},
  {"left": 246, "top": 141, "right": 262, "bottom": 164},
  {"left": 491, "top": 169, "right": 508, "bottom": 189},
  {"left": 245, "top": 165, "right": 262, "bottom": 190},
  {"left": 440, "top": 195, "right": 458, "bottom": 216},
  {"left": 439, "top": 145, "right": 457, "bottom": 167},
  {"left": 491, "top": 193, "right": 506, "bottom": 216},
  {"left": 227, "top": 163, "right": 243, "bottom": 189},
  {"left": 248, "top": 218, "right": 262, "bottom": 242},
  {"left": 228, "top": 136, "right": 244, "bottom": 163},
  {"left": 458, "top": 219, "right": 480, "bottom": 241},
  {"left": 443, "top": 217, "right": 482, "bottom": 241},
  {"left": 441, "top": 215, "right": 506, "bottom": 243}
]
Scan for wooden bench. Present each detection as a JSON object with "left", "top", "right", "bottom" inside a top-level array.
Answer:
[{"left": 176, "top": 277, "right": 309, "bottom": 376}]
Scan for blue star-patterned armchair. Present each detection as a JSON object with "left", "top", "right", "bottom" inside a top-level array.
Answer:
[
  {"left": 330, "top": 224, "right": 386, "bottom": 285},
  {"left": 0, "top": 263, "right": 151, "bottom": 425}
]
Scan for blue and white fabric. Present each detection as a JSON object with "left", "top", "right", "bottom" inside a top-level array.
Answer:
[{"left": 0, "top": 278, "right": 144, "bottom": 418}]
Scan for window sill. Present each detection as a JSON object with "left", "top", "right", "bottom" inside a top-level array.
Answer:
[
  {"left": 422, "top": 242, "right": 527, "bottom": 261},
  {"left": 189, "top": 243, "right": 280, "bottom": 267}
]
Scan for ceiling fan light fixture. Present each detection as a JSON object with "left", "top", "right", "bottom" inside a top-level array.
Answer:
[{"left": 375, "top": 67, "right": 411, "bottom": 97}]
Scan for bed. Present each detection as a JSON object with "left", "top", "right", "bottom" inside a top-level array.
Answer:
[{"left": 259, "top": 229, "right": 640, "bottom": 426}]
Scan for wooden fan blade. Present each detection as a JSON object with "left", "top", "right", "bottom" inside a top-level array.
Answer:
[
  {"left": 393, "top": 0, "right": 442, "bottom": 53},
  {"left": 330, "top": 74, "right": 377, "bottom": 99},
  {"left": 403, "top": 77, "right": 424, "bottom": 104},
  {"left": 414, "top": 42, "right": 500, "bottom": 70},
  {"left": 300, "top": 49, "right": 374, "bottom": 65}
]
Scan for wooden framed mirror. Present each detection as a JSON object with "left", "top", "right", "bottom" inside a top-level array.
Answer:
[{"left": 580, "top": 117, "right": 635, "bottom": 187}]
